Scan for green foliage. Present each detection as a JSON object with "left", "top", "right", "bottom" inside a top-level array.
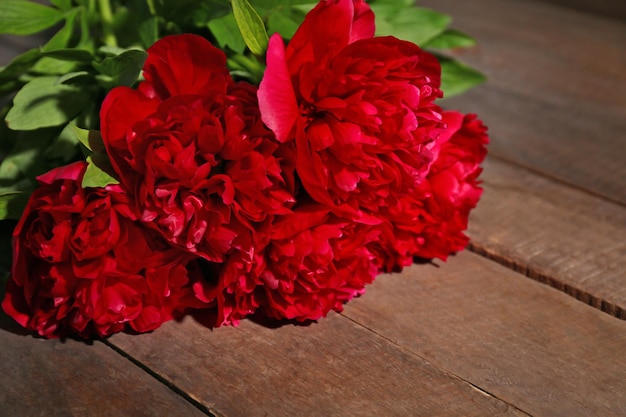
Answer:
[
  {"left": 92, "top": 48, "right": 148, "bottom": 88},
  {"left": 0, "top": 0, "right": 65, "bottom": 35},
  {"left": 68, "top": 125, "right": 119, "bottom": 188},
  {"left": 439, "top": 57, "right": 487, "bottom": 98},
  {"left": 370, "top": 0, "right": 484, "bottom": 97},
  {"left": 6, "top": 76, "right": 92, "bottom": 130},
  {"left": 372, "top": 3, "right": 451, "bottom": 46},
  {"left": 82, "top": 154, "right": 119, "bottom": 188},
  {"left": 0, "top": 126, "right": 61, "bottom": 218},
  {"left": 0, "top": 192, "right": 30, "bottom": 220},
  {"left": 0, "top": 0, "right": 486, "bottom": 222},
  {"left": 232, "top": 0, "right": 269, "bottom": 55},
  {"left": 424, "top": 29, "right": 477, "bottom": 49},
  {"left": 209, "top": 13, "right": 247, "bottom": 53}
]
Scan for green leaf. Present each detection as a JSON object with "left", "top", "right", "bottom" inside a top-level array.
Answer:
[
  {"left": 43, "top": 7, "right": 80, "bottom": 51},
  {"left": 208, "top": 13, "right": 246, "bottom": 54},
  {"left": 372, "top": 5, "right": 450, "bottom": 46},
  {"left": 231, "top": 0, "right": 269, "bottom": 55},
  {"left": 0, "top": 192, "right": 30, "bottom": 220},
  {"left": 50, "top": 0, "right": 73, "bottom": 11},
  {"left": 30, "top": 56, "right": 78, "bottom": 75},
  {"left": 0, "top": 48, "right": 41, "bottom": 82},
  {"left": 57, "top": 71, "right": 91, "bottom": 84},
  {"left": 439, "top": 58, "right": 486, "bottom": 98},
  {"left": 0, "top": 0, "right": 65, "bottom": 35},
  {"left": 291, "top": 3, "right": 316, "bottom": 14},
  {"left": 138, "top": 16, "right": 160, "bottom": 49},
  {"left": 424, "top": 29, "right": 477, "bottom": 50},
  {"left": 82, "top": 154, "right": 119, "bottom": 188},
  {"left": 227, "top": 53, "right": 265, "bottom": 83},
  {"left": 0, "top": 79, "right": 23, "bottom": 96},
  {"left": 6, "top": 76, "right": 91, "bottom": 130},
  {"left": 70, "top": 124, "right": 92, "bottom": 150},
  {"left": 267, "top": 7, "right": 304, "bottom": 40},
  {"left": 42, "top": 122, "right": 81, "bottom": 163},
  {"left": 70, "top": 124, "right": 105, "bottom": 153},
  {"left": 42, "top": 49, "right": 94, "bottom": 62},
  {"left": 0, "top": 127, "right": 57, "bottom": 192},
  {"left": 92, "top": 48, "right": 148, "bottom": 87}
]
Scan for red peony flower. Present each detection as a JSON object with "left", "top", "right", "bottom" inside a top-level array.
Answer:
[
  {"left": 192, "top": 203, "right": 380, "bottom": 325},
  {"left": 100, "top": 34, "right": 293, "bottom": 263},
  {"left": 258, "top": 205, "right": 379, "bottom": 321},
  {"left": 414, "top": 111, "right": 489, "bottom": 259},
  {"left": 1, "top": 162, "right": 204, "bottom": 338},
  {"left": 2, "top": 0, "right": 488, "bottom": 339},
  {"left": 258, "top": 0, "right": 443, "bottom": 215},
  {"left": 258, "top": 0, "right": 489, "bottom": 271}
]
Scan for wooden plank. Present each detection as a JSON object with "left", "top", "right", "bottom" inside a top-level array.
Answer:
[
  {"left": 342, "top": 251, "right": 626, "bottom": 417},
  {"left": 469, "top": 158, "right": 626, "bottom": 318},
  {"left": 536, "top": 0, "right": 626, "bottom": 21},
  {"left": 109, "top": 311, "right": 528, "bottom": 416},
  {"left": 421, "top": 0, "right": 626, "bottom": 204},
  {"left": 0, "top": 312, "right": 209, "bottom": 417}
]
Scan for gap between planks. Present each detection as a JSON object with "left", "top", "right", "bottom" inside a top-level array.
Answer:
[
  {"left": 338, "top": 313, "right": 533, "bottom": 417},
  {"left": 467, "top": 242, "right": 625, "bottom": 320},
  {"left": 467, "top": 154, "right": 626, "bottom": 320},
  {"left": 105, "top": 251, "right": 626, "bottom": 416},
  {"left": 101, "top": 338, "right": 221, "bottom": 417},
  {"left": 105, "top": 315, "right": 531, "bottom": 417},
  {"left": 480, "top": 125, "right": 626, "bottom": 209}
]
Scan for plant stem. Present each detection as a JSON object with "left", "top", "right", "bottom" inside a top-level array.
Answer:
[{"left": 98, "top": 0, "right": 117, "bottom": 47}]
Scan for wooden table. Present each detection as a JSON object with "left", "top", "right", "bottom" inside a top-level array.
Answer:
[{"left": 1, "top": 0, "right": 625, "bottom": 415}]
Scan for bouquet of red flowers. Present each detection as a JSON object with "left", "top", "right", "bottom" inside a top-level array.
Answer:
[{"left": 0, "top": 0, "right": 487, "bottom": 338}]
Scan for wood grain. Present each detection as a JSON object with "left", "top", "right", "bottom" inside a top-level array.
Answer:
[
  {"left": 537, "top": 0, "right": 626, "bottom": 21},
  {"left": 0, "top": 312, "right": 209, "bottom": 417},
  {"left": 421, "top": 0, "right": 626, "bottom": 204},
  {"left": 342, "top": 251, "right": 626, "bottom": 417},
  {"left": 109, "top": 310, "right": 527, "bottom": 417},
  {"left": 468, "top": 158, "right": 626, "bottom": 318}
]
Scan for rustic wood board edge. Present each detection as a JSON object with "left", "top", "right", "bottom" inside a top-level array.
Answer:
[
  {"left": 467, "top": 157, "right": 626, "bottom": 320},
  {"left": 532, "top": 0, "right": 626, "bottom": 21},
  {"left": 468, "top": 242, "right": 625, "bottom": 320},
  {"left": 0, "top": 311, "right": 211, "bottom": 417},
  {"left": 341, "top": 251, "right": 626, "bottom": 417},
  {"left": 426, "top": 0, "right": 626, "bottom": 205},
  {"left": 108, "top": 309, "right": 531, "bottom": 417},
  {"left": 101, "top": 338, "right": 221, "bottom": 417}
]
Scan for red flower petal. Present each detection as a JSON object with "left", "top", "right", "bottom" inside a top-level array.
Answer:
[
  {"left": 143, "top": 34, "right": 231, "bottom": 99},
  {"left": 350, "top": 0, "right": 376, "bottom": 43},
  {"left": 258, "top": 34, "right": 299, "bottom": 143},
  {"left": 286, "top": 0, "right": 354, "bottom": 71}
]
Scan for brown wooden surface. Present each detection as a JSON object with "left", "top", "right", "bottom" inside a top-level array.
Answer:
[
  {"left": 108, "top": 298, "right": 528, "bottom": 417},
  {"left": 342, "top": 251, "right": 626, "bottom": 417},
  {"left": 107, "top": 251, "right": 626, "bottom": 416},
  {"left": 2, "top": 0, "right": 626, "bottom": 416},
  {"left": 422, "top": 0, "right": 626, "bottom": 205},
  {"left": 536, "top": 0, "right": 626, "bottom": 21},
  {"left": 0, "top": 312, "right": 208, "bottom": 417},
  {"left": 469, "top": 158, "right": 626, "bottom": 318}
]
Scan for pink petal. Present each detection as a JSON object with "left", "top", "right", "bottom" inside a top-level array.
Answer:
[{"left": 258, "top": 34, "right": 299, "bottom": 143}]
